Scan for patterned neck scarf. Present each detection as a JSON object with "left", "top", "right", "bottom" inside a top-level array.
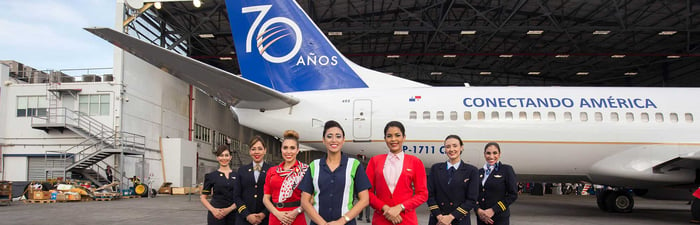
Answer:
[{"left": 276, "top": 160, "right": 308, "bottom": 203}]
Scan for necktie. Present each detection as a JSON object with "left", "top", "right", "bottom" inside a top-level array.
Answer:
[
  {"left": 254, "top": 164, "right": 261, "bottom": 182},
  {"left": 254, "top": 165, "right": 262, "bottom": 172},
  {"left": 448, "top": 167, "right": 456, "bottom": 184}
]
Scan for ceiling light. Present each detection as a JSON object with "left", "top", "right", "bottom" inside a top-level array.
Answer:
[
  {"left": 658, "top": 31, "right": 676, "bottom": 35},
  {"left": 479, "top": 71, "right": 491, "bottom": 75},
  {"left": 527, "top": 30, "right": 544, "bottom": 35},
  {"left": 592, "top": 30, "right": 610, "bottom": 35},
  {"left": 393, "top": 31, "right": 409, "bottom": 35},
  {"left": 219, "top": 57, "right": 233, "bottom": 60},
  {"left": 443, "top": 54, "right": 457, "bottom": 58},
  {"left": 328, "top": 31, "right": 343, "bottom": 36},
  {"left": 198, "top": 34, "right": 214, "bottom": 38},
  {"left": 528, "top": 71, "right": 541, "bottom": 75},
  {"left": 667, "top": 55, "right": 681, "bottom": 59},
  {"left": 611, "top": 55, "right": 626, "bottom": 58},
  {"left": 460, "top": 30, "right": 477, "bottom": 35},
  {"left": 576, "top": 72, "right": 589, "bottom": 76},
  {"left": 555, "top": 54, "right": 570, "bottom": 58},
  {"left": 499, "top": 54, "right": 513, "bottom": 58},
  {"left": 430, "top": 72, "right": 442, "bottom": 75},
  {"left": 386, "top": 55, "right": 400, "bottom": 58},
  {"left": 154, "top": 2, "right": 162, "bottom": 9},
  {"left": 193, "top": 0, "right": 201, "bottom": 8},
  {"left": 624, "top": 72, "right": 638, "bottom": 76}
]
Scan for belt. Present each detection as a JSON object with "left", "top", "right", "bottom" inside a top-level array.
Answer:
[{"left": 274, "top": 201, "right": 300, "bottom": 208}]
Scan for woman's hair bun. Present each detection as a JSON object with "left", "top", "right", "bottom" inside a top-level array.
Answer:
[{"left": 283, "top": 130, "right": 299, "bottom": 140}]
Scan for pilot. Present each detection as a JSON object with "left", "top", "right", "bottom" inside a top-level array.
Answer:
[
  {"left": 233, "top": 136, "right": 271, "bottom": 225},
  {"left": 476, "top": 142, "right": 517, "bottom": 225},
  {"left": 427, "top": 135, "right": 479, "bottom": 225}
]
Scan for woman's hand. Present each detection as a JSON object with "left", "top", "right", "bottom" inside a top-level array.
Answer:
[
  {"left": 437, "top": 214, "right": 455, "bottom": 225},
  {"left": 210, "top": 208, "right": 225, "bottom": 220},
  {"left": 477, "top": 208, "right": 494, "bottom": 224}
]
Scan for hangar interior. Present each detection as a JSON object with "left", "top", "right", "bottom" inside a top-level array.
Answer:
[{"left": 125, "top": 0, "right": 699, "bottom": 87}]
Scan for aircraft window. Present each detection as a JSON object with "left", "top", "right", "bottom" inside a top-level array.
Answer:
[
  {"left": 670, "top": 113, "right": 678, "bottom": 123},
  {"left": 547, "top": 112, "right": 556, "bottom": 121},
  {"left": 580, "top": 112, "right": 588, "bottom": 122},
  {"left": 519, "top": 112, "right": 527, "bottom": 120},
  {"left": 450, "top": 111, "right": 458, "bottom": 121},
  {"left": 464, "top": 111, "right": 472, "bottom": 121},
  {"left": 533, "top": 112, "right": 541, "bottom": 120},
  {"left": 564, "top": 112, "right": 572, "bottom": 121},
  {"left": 491, "top": 111, "right": 499, "bottom": 120},
  {"left": 477, "top": 111, "right": 485, "bottom": 120},
  {"left": 409, "top": 111, "right": 417, "bottom": 120},
  {"left": 437, "top": 111, "right": 445, "bottom": 121},
  {"left": 625, "top": 112, "right": 634, "bottom": 122},
  {"left": 655, "top": 113, "right": 664, "bottom": 122},
  {"left": 423, "top": 111, "right": 431, "bottom": 120},
  {"left": 610, "top": 112, "right": 619, "bottom": 122},
  {"left": 685, "top": 113, "right": 694, "bottom": 122},
  {"left": 641, "top": 113, "right": 649, "bottom": 122},
  {"left": 505, "top": 111, "right": 513, "bottom": 120},
  {"left": 594, "top": 112, "right": 603, "bottom": 122}
]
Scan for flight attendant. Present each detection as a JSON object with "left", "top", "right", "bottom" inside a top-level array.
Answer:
[
  {"left": 201, "top": 145, "right": 239, "bottom": 225},
  {"left": 234, "top": 136, "right": 272, "bottom": 225},
  {"left": 366, "top": 121, "right": 428, "bottom": 225},
  {"left": 299, "top": 120, "right": 371, "bottom": 225},
  {"left": 263, "top": 130, "right": 308, "bottom": 225},
  {"left": 476, "top": 142, "right": 517, "bottom": 225},
  {"left": 427, "top": 135, "right": 479, "bottom": 225}
]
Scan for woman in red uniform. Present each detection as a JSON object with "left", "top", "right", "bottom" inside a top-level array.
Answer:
[
  {"left": 263, "top": 130, "right": 308, "bottom": 225},
  {"left": 366, "top": 121, "right": 428, "bottom": 225}
]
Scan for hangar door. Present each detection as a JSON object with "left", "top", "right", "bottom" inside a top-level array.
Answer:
[
  {"left": 28, "top": 157, "right": 71, "bottom": 180},
  {"left": 353, "top": 99, "right": 372, "bottom": 140}
]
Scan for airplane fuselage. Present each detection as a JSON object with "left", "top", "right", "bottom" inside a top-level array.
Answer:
[{"left": 235, "top": 86, "right": 700, "bottom": 188}]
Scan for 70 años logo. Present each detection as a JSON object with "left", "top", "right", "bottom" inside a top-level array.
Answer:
[{"left": 242, "top": 5, "right": 302, "bottom": 64}]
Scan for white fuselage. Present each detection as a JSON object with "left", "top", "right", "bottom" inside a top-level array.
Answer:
[{"left": 234, "top": 86, "right": 700, "bottom": 188}]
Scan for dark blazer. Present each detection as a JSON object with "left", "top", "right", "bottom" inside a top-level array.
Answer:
[
  {"left": 234, "top": 162, "right": 271, "bottom": 225},
  {"left": 477, "top": 162, "right": 517, "bottom": 224},
  {"left": 427, "top": 161, "right": 479, "bottom": 225}
]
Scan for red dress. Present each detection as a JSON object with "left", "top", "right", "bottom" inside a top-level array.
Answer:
[{"left": 264, "top": 161, "right": 307, "bottom": 225}]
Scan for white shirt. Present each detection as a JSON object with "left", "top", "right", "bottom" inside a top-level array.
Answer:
[
  {"left": 254, "top": 162, "right": 263, "bottom": 183},
  {"left": 446, "top": 161, "right": 460, "bottom": 170}
]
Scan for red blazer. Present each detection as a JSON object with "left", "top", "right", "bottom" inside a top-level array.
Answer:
[{"left": 366, "top": 153, "right": 428, "bottom": 225}]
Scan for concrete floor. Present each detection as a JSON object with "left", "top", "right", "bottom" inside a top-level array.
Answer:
[{"left": 0, "top": 194, "right": 691, "bottom": 225}]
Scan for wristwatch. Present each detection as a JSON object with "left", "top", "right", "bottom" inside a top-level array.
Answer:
[
  {"left": 400, "top": 204, "right": 406, "bottom": 211},
  {"left": 296, "top": 207, "right": 303, "bottom": 214},
  {"left": 343, "top": 215, "right": 351, "bottom": 222}
]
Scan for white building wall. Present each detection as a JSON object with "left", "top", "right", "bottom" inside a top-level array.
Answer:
[{"left": 3, "top": 156, "right": 28, "bottom": 181}]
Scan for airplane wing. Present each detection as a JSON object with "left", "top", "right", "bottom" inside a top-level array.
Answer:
[{"left": 84, "top": 27, "right": 299, "bottom": 110}]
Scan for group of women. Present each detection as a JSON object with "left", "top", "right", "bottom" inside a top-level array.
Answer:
[{"left": 201, "top": 121, "right": 517, "bottom": 225}]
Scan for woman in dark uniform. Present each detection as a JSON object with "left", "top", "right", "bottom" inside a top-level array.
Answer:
[
  {"left": 234, "top": 136, "right": 271, "bottom": 225},
  {"left": 427, "top": 135, "right": 479, "bottom": 225},
  {"left": 201, "top": 145, "right": 239, "bottom": 225},
  {"left": 477, "top": 142, "right": 517, "bottom": 225}
]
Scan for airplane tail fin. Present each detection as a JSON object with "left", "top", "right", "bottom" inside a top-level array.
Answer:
[{"left": 225, "top": 0, "right": 428, "bottom": 92}]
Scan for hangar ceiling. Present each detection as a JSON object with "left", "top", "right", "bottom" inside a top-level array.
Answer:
[{"left": 125, "top": 0, "right": 699, "bottom": 87}]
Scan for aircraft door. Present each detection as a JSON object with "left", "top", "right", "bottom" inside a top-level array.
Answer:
[{"left": 353, "top": 99, "right": 372, "bottom": 140}]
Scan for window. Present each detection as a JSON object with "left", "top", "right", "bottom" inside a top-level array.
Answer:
[
  {"left": 436, "top": 111, "right": 444, "bottom": 121},
  {"left": 519, "top": 112, "right": 527, "bottom": 120},
  {"left": 670, "top": 113, "right": 678, "bottom": 123},
  {"left": 477, "top": 111, "right": 485, "bottom": 120},
  {"left": 655, "top": 113, "right": 664, "bottom": 122},
  {"left": 610, "top": 112, "right": 619, "bottom": 122},
  {"left": 533, "top": 112, "right": 541, "bottom": 120},
  {"left": 564, "top": 112, "right": 572, "bottom": 121},
  {"left": 194, "top": 124, "right": 211, "bottom": 143},
  {"left": 505, "top": 111, "right": 513, "bottom": 120},
  {"left": 641, "top": 113, "right": 649, "bottom": 122},
  {"left": 464, "top": 111, "right": 472, "bottom": 121},
  {"left": 685, "top": 113, "right": 694, "bottom": 123},
  {"left": 215, "top": 132, "right": 230, "bottom": 147},
  {"left": 450, "top": 111, "right": 458, "bottom": 121},
  {"left": 79, "top": 94, "right": 110, "bottom": 116},
  {"left": 580, "top": 112, "right": 588, "bottom": 122},
  {"left": 594, "top": 112, "right": 603, "bottom": 122},
  {"left": 409, "top": 111, "right": 417, "bottom": 120},
  {"left": 625, "top": 112, "right": 634, "bottom": 122},
  {"left": 423, "top": 111, "right": 431, "bottom": 120},
  {"left": 547, "top": 112, "right": 556, "bottom": 121},
  {"left": 491, "top": 111, "right": 499, "bottom": 120},
  {"left": 16, "top": 96, "right": 48, "bottom": 117}
]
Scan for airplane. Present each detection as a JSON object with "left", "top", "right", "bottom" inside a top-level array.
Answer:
[{"left": 86, "top": 0, "right": 699, "bottom": 216}]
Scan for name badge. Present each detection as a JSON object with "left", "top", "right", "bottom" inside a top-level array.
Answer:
[{"left": 494, "top": 175, "right": 502, "bottom": 178}]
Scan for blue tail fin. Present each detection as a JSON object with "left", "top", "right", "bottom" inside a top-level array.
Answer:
[{"left": 225, "top": 0, "right": 369, "bottom": 92}]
